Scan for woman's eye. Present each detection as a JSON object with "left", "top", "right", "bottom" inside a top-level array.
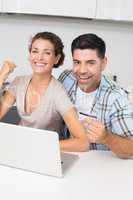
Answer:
[
  {"left": 31, "top": 50, "right": 38, "bottom": 53},
  {"left": 45, "top": 52, "right": 51, "bottom": 55}
]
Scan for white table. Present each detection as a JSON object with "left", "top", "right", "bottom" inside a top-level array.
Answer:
[{"left": 0, "top": 151, "right": 132, "bottom": 200}]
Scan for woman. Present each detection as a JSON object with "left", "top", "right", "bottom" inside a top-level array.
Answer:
[{"left": 0, "top": 31, "right": 89, "bottom": 152}]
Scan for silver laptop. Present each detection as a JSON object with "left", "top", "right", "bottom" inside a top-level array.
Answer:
[{"left": 0, "top": 122, "right": 79, "bottom": 177}]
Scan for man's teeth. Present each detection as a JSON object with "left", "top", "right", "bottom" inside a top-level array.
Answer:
[{"left": 79, "top": 76, "right": 89, "bottom": 79}]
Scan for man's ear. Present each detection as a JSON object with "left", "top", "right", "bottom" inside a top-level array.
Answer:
[
  {"left": 101, "top": 56, "right": 107, "bottom": 71},
  {"left": 55, "top": 54, "right": 61, "bottom": 64}
]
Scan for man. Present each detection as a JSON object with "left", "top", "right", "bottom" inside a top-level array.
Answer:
[{"left": 58, "top": 33, "right": 133, "bottom": 158}]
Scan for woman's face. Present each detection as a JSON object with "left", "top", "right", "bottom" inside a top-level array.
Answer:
[{"left": 29, "top": 38, "right": 59, "bottom": 75}]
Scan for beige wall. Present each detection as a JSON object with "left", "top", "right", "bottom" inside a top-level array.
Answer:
[{"left": 0, "top": 14, "right": 133, "bottom": 89}]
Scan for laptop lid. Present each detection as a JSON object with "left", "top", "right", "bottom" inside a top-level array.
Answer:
[{"left": 0, "top": 122, "right": 62, "bottom": 177}]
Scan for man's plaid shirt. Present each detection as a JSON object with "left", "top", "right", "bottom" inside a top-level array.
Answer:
[{"left": 58, "top": 70, "right": 133, "bottom": 150}]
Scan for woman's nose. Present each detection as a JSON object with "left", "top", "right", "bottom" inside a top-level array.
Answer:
[{"left": 38, "top": 53, "right": 44, "bottom": 60}]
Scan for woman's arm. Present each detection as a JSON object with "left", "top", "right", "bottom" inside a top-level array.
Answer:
[
  {"left": 0, "top": 91, "right": 16, "bottom": 119},
  {"left": 0, "top": 60, "right": 16, "bottom": 87},
  {"left": 0, "top": 61, "right": 16, "bottom": 119},
  {"left": 60, "top": 107, "right": 89, "bottom": 152}
]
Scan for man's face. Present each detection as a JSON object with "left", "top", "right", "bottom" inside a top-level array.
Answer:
[{"left": 72, "top": 49, "right": 107, "bottom": 93}]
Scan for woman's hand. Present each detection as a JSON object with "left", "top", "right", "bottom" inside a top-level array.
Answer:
[
  {"left": 0, "top": 60, "right": 16, "bottom": 87},
  {"left": 0, "top": 60, "right": 16, "bottom": 78}
]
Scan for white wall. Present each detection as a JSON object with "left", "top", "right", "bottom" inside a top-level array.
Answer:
[{"left": 0, "top": 14, "right": 133, "bottom": 89}]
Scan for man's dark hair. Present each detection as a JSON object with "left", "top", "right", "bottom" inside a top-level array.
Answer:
[{"left": 71, "top": 33, "right": 106, "bottom": 59}]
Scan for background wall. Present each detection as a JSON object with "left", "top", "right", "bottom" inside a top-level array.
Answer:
[{"left": 0, "top": 13, "right": 133, "bottom": 90}]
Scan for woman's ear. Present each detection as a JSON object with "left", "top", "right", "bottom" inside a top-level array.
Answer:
[
  {"left": 55, "top": 54, "right": 61, "bottom": 64},
  {"left": 28, "top": 51, "right": 31, "bottom": 62},
  {"left": 28, "top": 55, "right": 30, "bottom": 61}
]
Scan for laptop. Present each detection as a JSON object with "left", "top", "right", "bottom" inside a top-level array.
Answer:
[{"left": 0, "top": 122, "right": 79, "bottom": 177}]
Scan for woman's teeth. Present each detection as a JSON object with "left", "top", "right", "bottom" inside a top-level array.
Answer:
[{"left": 36, "top": 63, "right": 46, "bottom": 67}]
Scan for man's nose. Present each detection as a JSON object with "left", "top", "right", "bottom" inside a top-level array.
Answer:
[{"left": 79, "top": 64, "right": 88, "bottom": 73}]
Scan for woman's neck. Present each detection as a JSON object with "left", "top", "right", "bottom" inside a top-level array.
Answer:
[{"left": 31, "top": 74, "right": 52, "bottom": 90}]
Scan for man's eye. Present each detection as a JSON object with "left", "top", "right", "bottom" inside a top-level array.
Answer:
[
  {"left": 88, "top": 61, "right": 96, "bottom": 64},
  {"left": 73, "top": 61, "right": 80, "bottom": 65}
]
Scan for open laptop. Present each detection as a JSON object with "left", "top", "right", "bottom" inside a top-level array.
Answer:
[{"left": 0, "top": 122, "right": 79, "bottom": 177}]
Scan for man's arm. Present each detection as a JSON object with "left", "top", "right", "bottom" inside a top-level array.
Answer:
[
  {"left": 84, "top": 117, "right": 133, "bottom": 159},
  {"left": 101, "top": 131, "right": 133, "bottom": 159}
]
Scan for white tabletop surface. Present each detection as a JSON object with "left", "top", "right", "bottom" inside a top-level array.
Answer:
[{"left": 0, "top": 150, "right": 132, "bottom": 200}]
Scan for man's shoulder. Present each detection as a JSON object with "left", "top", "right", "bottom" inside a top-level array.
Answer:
[
  {"left": 99, "top": 75, "right": 128, "bottom": 103},
  {"left": 58, "top": 69, "right": 75, "bottom": 83},
  {"left": 58, "top": 69, "right": 77, "bottom": 93}
]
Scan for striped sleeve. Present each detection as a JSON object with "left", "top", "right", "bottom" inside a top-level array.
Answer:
[{"left": 110, "top": 95, "right": 133, "bottom": 138}]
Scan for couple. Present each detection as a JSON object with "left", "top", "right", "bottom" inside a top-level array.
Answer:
[{"left": 0, "top": 31, "right": 133, "bottom": 158}]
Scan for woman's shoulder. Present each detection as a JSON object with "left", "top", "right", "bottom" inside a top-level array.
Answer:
[
  {"left": 11, "top": 75, "right": 31, "bottom": 84},
  {"left": 51, "top": 76, "right": 67, "bottom": 91}
]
